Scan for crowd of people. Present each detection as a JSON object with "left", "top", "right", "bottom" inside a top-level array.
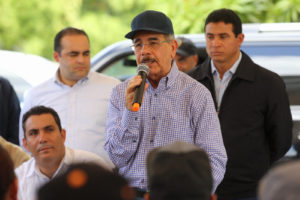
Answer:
[{"left": 0, "top": 7, "right": 295, "bottom": 200}]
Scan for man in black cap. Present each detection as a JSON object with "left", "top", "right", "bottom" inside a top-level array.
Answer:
[
  {"left": 145, "top": 141, "right": 217, "bottom": 200},
  {"left": 105, "top": 10, "right": 227, "bottom": 198},
  {"left": 175, "top": 37, "right": 199, "bottom": 73}
]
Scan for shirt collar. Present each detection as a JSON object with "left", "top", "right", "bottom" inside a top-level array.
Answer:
[
  {"left": 53, "top": 69, "right": 90, "bottom": 87},
  {"left": 148, "top": 61, "right": 179, "bottom": 91},
  {"left": 211, "top": 51, "right": 242, "bottom": 75},
  {"left": 27, "top": 147, "right": 69, "bottom": 179}
]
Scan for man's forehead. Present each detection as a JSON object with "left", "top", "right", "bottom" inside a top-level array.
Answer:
[
  {"left": 205, "top": 22, "right": 234, "bottom": 32},
  {"left": 61, "top": 33, "right": 88, "bottom": 41},
  {"left": 25, "top": 114, "right": 57, "bottom": 129},
  {"left": 60, "top": 34, "right": 90, "bottom": 49}
]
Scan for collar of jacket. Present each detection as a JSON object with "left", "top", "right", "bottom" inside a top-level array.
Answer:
[{"left": 190, "top": 51, "right": 257, "bottom": 82}]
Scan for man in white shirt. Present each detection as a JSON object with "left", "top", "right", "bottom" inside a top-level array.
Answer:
[
  {"left": 16, "top": 106, "right": 110, "bottom": 200},
  {"left": 19, "top": 27, "right": 120, "bottom": 166}
]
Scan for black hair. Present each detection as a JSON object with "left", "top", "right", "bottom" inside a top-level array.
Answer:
[
  {"left": 54, "top": 27, "right": 89, "bottom": 54},
  {"left": 205, "top": 8, "right": 242, "bottom": 37},
  {"left": 22, "top": 106, "right": 62, "bottom": 138}
]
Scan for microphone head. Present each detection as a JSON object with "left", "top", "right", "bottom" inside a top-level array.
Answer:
[{"left": 137, "top": 64, "right": 150, "bottom": 75}]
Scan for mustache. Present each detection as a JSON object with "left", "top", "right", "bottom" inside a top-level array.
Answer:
[
  {"left": 140, "top": 56, "right": 156, "bottom": 64},
  {"left": 38, "top": 144, "right": 54, "bottom": 152}
]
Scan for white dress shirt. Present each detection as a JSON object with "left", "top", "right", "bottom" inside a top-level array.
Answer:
[
  {"left": 15, "top": 147, "right": 110, "bottom": 200},
  {"left": 19, "top": 71, "right": 120, "bottom": 167},
  {"left": 211, "top": 52, "right": 242, "bottom": 112}
]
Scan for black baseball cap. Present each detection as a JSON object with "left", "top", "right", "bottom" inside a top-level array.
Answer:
[
  {"left": 176, "top": 37, "right": 197, "bottom": 58},
  {"left": 125, "top": 10, "right": 174, "bottom": 39}
]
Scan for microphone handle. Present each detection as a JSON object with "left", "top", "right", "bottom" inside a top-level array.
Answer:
[{"left": 132, "top": 71, "right": 147, "bottom": 111}]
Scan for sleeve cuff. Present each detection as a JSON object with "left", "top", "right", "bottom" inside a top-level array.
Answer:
[{"left": 121, "top": 108, "right": 141, "bottom": 129}]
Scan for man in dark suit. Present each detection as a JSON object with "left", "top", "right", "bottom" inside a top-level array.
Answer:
[{"left": 189, "top": 8, "right": 292, "bottom": 200}]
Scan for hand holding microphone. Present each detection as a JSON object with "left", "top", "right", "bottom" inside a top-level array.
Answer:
[{"left": 132, "top": 64, "right": 150, "bottom": 112}]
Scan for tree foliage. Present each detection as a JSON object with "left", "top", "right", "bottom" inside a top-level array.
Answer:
[{"left": 0, "top": 0, "right": 299, "bottom": 60}]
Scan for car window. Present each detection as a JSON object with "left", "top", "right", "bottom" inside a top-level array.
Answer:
[
  {"left": 0, "top": 68, "right": 31, "bottom": 103},
  {"left": 101, "top": 54, "right": 136, "bottom": 81},
  {"left": 242, "top": 45, "right": 300, "bottom": 56},
  {"left": 0, "top": 50, "right": 58, "bottom": 106},
  {"left": 242, "top": 45, "right": 300, "bottom": 106}
]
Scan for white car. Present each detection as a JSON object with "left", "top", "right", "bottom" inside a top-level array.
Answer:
[{"left": 0, "top": 50, "right": 58, "bottom": 105}]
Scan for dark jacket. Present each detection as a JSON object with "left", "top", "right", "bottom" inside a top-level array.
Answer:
[
  {"left": 0, "top": 76, "right": 20, "bottom": 145},
  {"left": 189, "top": 52, "right": 292, "bottom": 199}
]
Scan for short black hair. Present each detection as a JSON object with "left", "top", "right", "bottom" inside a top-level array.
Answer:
[
  {"left": 204, "top": 8, "right": 242, "bottom": 37},
  {"left": 54, "top": 27, "right": 89, "bottom": 54},
  {"left": 22, "top": 106, "right": 62, "bottom": 138},
  {"left": 0, "top": 145, "right": 15, "bottom": 200}
]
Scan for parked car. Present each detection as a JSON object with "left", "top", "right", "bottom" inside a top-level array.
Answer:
[
  {"left": 91, "top": 23, "right": 300, "bottom": 156},
  {"left": 0, "top": 50, "right": 58, "bottom": 105}
]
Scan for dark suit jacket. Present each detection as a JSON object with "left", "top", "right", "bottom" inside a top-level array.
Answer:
[
  {"left": 189, "top": 51, "right": 293, "bottom": 199},
  {"left": 0, "top": 76, "right": 20, "bottom": 145}
]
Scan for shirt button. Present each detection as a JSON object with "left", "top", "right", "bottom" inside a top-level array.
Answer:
[
  {"left": 154, "top": 93, "right": 157, "bottom": 97},
  {"left": 152, "top": 116, "right": 155, "bottom": 120},
  {"left": 135, "top": 117, "right": 138, "bottom": 121},
  {"left": 133, "top": 140, "right": 137, "bottom": 143}
]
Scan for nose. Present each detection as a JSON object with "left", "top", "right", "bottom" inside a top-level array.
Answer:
[
  {"left": 212, "top": 37, "right": 221, "bottom": 47},
  {"left": 140, "top": 44, "right": 151, "bottom": 55},
  {"left": 38, "top": 131, "right": 47, "bottom": 143},
  {"left": 77, "top": 54, "right": 85, "bottom": 63}
]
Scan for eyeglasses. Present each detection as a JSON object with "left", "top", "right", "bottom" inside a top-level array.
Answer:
[{"left": 131, "top": 40, "right": 170, "bottom": 52}]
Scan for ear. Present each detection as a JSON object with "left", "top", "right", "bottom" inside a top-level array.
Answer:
[
  {"left": 170, "top": 39, "right": 178, "bottom": 59},
  {"left": 193, "top": 54, "right": 199, "bottom": 65},
  {"left": 144, "top": 192, "right": 151, "bottom": 200},
  {"left": 211, "top": 194, "right": 217, "bottom": 200},
  {"left": 237, "top": 33, "right": 244, "bottom": 47},
  {"left": 61, "top": 129, "right": 66, "bottom": 143},
  {"left": 53, "top": 51, "right": 60, "bottom": 62},
  {"left": 23, "top": 137, "right": 28, "bottom": 151}
]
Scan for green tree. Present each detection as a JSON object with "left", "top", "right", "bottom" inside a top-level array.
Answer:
[{"left": 0, "top": 0, "right": 299, "bottom": 60}]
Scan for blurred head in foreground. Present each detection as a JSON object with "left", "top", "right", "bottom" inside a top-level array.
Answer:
[
  {"left": 38, "top": 162, "right": 136, "bottom": 200},
  {"left": 258, "top": 160, "right": 300, "bottom": 200},
  {"left": 146, "top": 141, "right": 216, "bottom": 200}
]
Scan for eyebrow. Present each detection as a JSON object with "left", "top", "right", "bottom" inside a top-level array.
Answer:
[
  {"left": 206, "top": 32, "right": 230, "bottom": 36},
  {"left": 133, "top": 37, "right": 159, "bottom": 43},
  {"left": 67, "top": 51, "right": 80, "bottom": 55},
  {"left": 67, "top": 50, "right": 90, "bottom": 55},
  {"left": 27, "top": 125, "right": 54, "bottom": 132}
]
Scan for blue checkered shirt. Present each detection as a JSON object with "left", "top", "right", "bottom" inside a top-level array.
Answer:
[{"left": 105, "top": 63, "right": 227, "bottom": 191}]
